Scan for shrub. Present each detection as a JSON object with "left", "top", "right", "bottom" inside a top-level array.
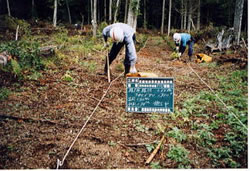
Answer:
[
  {"left": 0, "top": 40, "right": 44, "bottom": 78},
  {"left": 62, "top": 71, "right": 74, "bottom": 82},
  {"left": 167, "top": 127, "right": 187, "bottom": 143},
  {"left": 0, "top": 15, "right": 31, "bottom": 38},
  {"left": 167, "top": 144, "right": 190, "bottom": 168},
  {"left": 150, "top": 162, "right": 162, "bottom": 169}
]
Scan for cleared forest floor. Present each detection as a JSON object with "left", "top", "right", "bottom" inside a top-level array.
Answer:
[{"left": 0, "top": 34, "right": 247, "bottom": 169}]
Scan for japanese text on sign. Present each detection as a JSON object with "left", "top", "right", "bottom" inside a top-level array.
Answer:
[{"left": 126, "top": 77, "right": 174, "bottom": 113}]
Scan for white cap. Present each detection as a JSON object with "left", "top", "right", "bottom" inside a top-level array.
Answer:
[
  {"left": 173, "top": 33, "right": 181, "bottom": 44},
  {"left": 110, "top": 27, "right": 124, "bottom": 43}
]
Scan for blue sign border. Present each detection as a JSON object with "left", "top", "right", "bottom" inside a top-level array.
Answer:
[{"left": 126, "top": 77, "right": 174, "bottom": 114}]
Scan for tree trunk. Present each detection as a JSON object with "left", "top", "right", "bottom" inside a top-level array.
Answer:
[
  {"left": 80, "top": 13, "right": 84, "bottom": 28},
  {"left": 206, "top": 6, "right": 209, "bottom": 25},
  {"left": 143, "top": 0, "right": 147, "bottom": 29},
  {"left": 160, "top": 0, "right": 166, "bottom": 34},
  {"left": 167, "top": 0, "right": 172, "bottom": 36},
  {"left": 190, "top": 18, "right": 196, "bottom": 30},
  {"left": 6, "top": 0, "right": 11, "bottom": 16},
  {"left": 91, "top": 0, "right": 93, "bottom": 23},
  {"left": 227, "top": 1, "right": 232, "bottom": 26},
  {"left": 127, "top": 0, "right": 140, "bottom": 30},
  {"left": 114, "top": 0, "right": 121, "bottom": 23},
  {"left": 109, "top": 0, "right": 112, "bottom": 24},
  {"left": 233, "top": 0, "right": 244, "bottom": 45},
  {"left": 187, "top": 0, "right": 192, "bottom": 32},
  {"left": 92, "top": 0, "right": 97, "bottom": 37},
  {"left": 53, "top": 0, "right": 57, "bottom": 27},
  {"left": 104, "top": 0, "right": 107, "bottom": 22},
  {"left": 97, "top": 0, "right": 100, "bottom": 23},
  {"left": 31, "top": 0, "right": 35, "bottom": 19},
  {"left": 124, "top": 0, "right": 129, "bottom": 23},
  {"left": 181, "top": 0, "right": 184, "bottom": 29},
  {"left": 184, "top": 0, "right": 187, "bottom": 30},
  {"left": 88, "top": 0, "right": 90, "bottom": 24},
  {"left": 196, "top": 0, "right": 200, "bottom": 30},
  {"left": 66, "top": 0, "right": 72, "bottom": 24}
]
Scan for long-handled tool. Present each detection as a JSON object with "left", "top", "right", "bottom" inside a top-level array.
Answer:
[{"left": 106, "top": 50, "right": 111, "bottom": 83}]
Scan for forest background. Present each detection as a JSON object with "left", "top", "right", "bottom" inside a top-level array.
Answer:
[
  {"left": 0, "top": 0, "right": 248, "bottom": 37},
  {"left": 0, "top": 0, "right": 248, "bottom": 169}
]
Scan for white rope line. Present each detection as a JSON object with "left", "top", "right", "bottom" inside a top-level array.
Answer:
[
  {"left": 56, "top": 73, "right": 123, "bottom": 169},
  {"left": 187, "top": 63, "right": 247, "bottom": 131},
  {"left": 56, "top": 36, "right": 149, "bottom": 169}
]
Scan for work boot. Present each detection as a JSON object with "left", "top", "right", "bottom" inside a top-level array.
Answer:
[
  {"left": 97, "top": 72, "right": 107, "bottom": 76},
  {"left": 189, "top": 56, "right": 192, "bottom": 62},
  {"left": 97, "top": 66, "right": 108, "bottom": 76},
  {"left": 124, "top": 64, "right": 130, "bottom": 76}
]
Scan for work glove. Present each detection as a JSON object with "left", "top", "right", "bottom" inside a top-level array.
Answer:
[
  {"left": 129, "top": 64, "right": 137, "bottom": 73},
  {"left": 178, "top": 52, "right": 182, "bottom": 58},
  {"left": 175, "top": 46, "right": 179, "bottom": 52}
]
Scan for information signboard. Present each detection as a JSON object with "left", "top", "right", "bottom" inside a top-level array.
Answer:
[{"left": 126, "top": 77, "right": 174, "bottom": 113}]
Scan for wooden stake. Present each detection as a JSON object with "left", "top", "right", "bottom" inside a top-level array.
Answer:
[
  {"left": 15, "top": 25, "right": 19, "bottom": 41},
  {"left": 145, "top": 135, "right": 165, "bottom": 165},
  {"left": 107, "top": 51, "right": 111, "bottom": 83}
]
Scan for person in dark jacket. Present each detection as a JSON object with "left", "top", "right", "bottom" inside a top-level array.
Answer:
[
  {"left": 102, "top": 23, "right": 137, "bottom": 75},
  {"left": 173, "top": 33, "right": 195, "bottom": 61}
]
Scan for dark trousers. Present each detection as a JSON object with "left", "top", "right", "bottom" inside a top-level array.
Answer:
[
  {"left": 180, "top": 37, "right": 194, "bottom": 57},
  {"left": 104, "top": 34, "right": 136, "bottom": 74}
]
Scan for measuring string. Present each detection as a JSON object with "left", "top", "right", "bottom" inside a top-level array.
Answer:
[
  {"left": 56, "top": 73, "right": 123, "bottom": 169},
  {"left": 187, "top": 63, "right": 247, "bottom": 132},
  {"left": 56, "top": 36, "right": 148, "bottom": 169}
]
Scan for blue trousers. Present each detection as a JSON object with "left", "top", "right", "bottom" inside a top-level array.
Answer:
[{"left": 180, "top": 39, "right": 194, "bottom": 57}]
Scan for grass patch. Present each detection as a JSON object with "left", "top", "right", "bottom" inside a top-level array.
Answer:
[
  {"left": 0, "top": 87, "right": 10, "bottom": 101},
  {"left": 80, "top": 61, "right": 97, "bottom": 73},
  {"left": 167, "top": 144, "right": 190, "bottom": 168},
  {"left": 167, "top": 127, "right": 187, "bottom": 143},
  {"left": 167, "top": 69, "right": 247, "bottom": 168}
]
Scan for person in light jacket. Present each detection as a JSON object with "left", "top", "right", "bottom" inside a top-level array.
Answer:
[
  {"left": 102, "top": 23, "right": 137, "bottom": 75},
  {"left": 173, "top": 33, "right": 195, "bottom": 61}
]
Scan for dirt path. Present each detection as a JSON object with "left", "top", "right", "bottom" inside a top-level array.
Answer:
[{"left": 0, "top": 36, "right": 238, "bottom": 169}]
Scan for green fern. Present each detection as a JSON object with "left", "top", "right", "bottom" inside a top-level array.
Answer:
[{"left": 10, "top": 59, "right": 21, "bottom": 76}]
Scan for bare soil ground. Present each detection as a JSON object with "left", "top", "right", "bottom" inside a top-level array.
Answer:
[{"left": 0, "top": 35, "right": 247, "bottom": 169}]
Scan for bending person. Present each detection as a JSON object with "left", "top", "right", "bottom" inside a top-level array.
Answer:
[
  {"left": 173, "top": 33, "right": 195, "bottom": 61},
  {"left": 102, "top": 23, "right": 137, "bottom": 75}
]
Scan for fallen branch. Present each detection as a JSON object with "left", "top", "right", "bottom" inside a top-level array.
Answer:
[
  {"left": 0, "top": 114, "right": 94, "bottom": 130},
  {"left": 205, "top": 29, "right": 233, "bottom": 52},
  {"left": 92, "top": 48, "right": 103, "bottom": 54},
  {"left": 205, "top": 43, "right": 220, "bottom": 52},
  {"left": 242, "top": 38, "right": 248, "bottom": 50},
  {"left": 145, "top": 135, "right": 165, "bottom": 165},
  {"left": 125, "top": 141, "right": 157, "bottom": 147},
  {"left": 217, "top": 29, "right": 224, "bottom": 51},
  {"left": 39, "top": 45, "right": 57, "bottom": 56},
  {"left": 202, "top": 38, "right": 206, "bottom": 44},
  {"left": 82, "top": 93, "right": 100, "bottom": 102},
  {"left": 0, "top": 114, "right": 59, "bottom": 125}
]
